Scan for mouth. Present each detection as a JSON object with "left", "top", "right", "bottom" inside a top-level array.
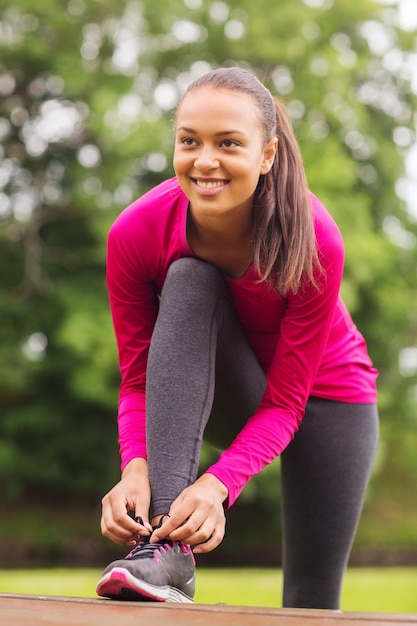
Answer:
[{"left": 192, "top": 178, "right": 229, "bottom": 189}]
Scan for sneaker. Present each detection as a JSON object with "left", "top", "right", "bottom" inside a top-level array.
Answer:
[{"left": 96, "top": 531, "right": 196, "bottom": 602}]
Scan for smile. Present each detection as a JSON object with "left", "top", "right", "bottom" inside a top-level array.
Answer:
[{"left": 194, "top": 179, "right": 228, "bottom": 189}]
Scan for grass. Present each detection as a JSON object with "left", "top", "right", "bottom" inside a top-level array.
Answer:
[{"left": 0, "top": 567, "right": 416, "bottom": 613}]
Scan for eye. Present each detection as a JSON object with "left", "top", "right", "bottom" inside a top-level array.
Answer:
[
  {"left": 180, "top": 136, "right": 197, "bottom": 147},
  {"left": 220, "top": 139, "right": 240, "bottom": 148}
]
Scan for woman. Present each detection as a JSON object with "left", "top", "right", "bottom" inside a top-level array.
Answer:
[{"left": 96, "top": 67, "right": 379, "bottom": 609}]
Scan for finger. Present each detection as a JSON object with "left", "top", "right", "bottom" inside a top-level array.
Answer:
[
  {"left": 102, "top": 511, "right": 140, "bottom": 535},
  {"left": 150, "top": 513, "right": 183, "bottom": 543},
  {"left": 101, "top": 507, "right": 142, "bottom": 543},
  {"left": 135, "top": 515, "right": 152, "bottom": 535},
  {"left": 102, "top": 519, "right": 148, "bottom": 547},
  {"left": 150, "top": 506, "right": 201, "bottom": 542},
  {"left": 101, "top": 523, "right": 137, "bottom": 545},
  {"left": 176, "top": 515, "right": 224, "bottom": 547},
  {"left": 193, "top": 526, "right": 224, "bottom": 553},
  {"left": 100, "top": 523, "right": 136, "bottom": 546},
  {"left": 166, "top": 512, "right": 207, "bottom": 542}
]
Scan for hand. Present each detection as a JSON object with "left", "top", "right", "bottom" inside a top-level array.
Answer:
[
  {"left": 150, "top": 473, "right": 228, "bottom": 553},
  {"left": 100, "top": 458, "right": 153, "bottom": 546}
]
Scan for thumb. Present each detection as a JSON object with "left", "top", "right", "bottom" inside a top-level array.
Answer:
[{"left": 135, "top": 514, "right": 153, "bottom": 534}]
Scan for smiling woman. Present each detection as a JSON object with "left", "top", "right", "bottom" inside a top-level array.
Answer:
[{"left": 95, "top": 66, "right": 379, "bottom": 611}]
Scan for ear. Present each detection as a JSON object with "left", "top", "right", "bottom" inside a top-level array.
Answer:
[{"left": 260, "top": 137, "right": 278, "bottom": 175}]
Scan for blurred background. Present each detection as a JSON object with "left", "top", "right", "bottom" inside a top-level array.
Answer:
[{"left": 0, "top": 0, "right": 416, "bottom": 572}]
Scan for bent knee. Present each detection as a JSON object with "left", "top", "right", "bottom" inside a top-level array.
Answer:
[{"left": 163, "top": 258, "right": 226, "bottom": 300}]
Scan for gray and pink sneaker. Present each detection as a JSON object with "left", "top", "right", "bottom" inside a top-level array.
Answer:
[{"left": 96, "top": 531, "right": 195, "bottom": 603}]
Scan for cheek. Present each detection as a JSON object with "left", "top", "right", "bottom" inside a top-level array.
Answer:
[
  {"left": 173, "top": 146, "right": 192, "bottom": 163},
  {"left": 173, "top": 152, "right": 185, "bottom": 174}
]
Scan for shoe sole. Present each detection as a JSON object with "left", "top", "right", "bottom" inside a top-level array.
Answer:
[{"left": 96, "top": 567, "right": 195, "bottom": 603}]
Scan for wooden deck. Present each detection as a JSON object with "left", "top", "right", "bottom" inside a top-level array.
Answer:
[{"left": 1, "top": 594, "right": 416, "bottom": 626}]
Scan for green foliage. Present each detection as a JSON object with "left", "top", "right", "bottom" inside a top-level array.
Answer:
[{"left": 0, "top": 0, "right": 416, "bottom": 552}]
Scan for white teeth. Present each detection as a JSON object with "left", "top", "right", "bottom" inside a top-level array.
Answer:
[{"left": 196, "top": 180, "right": 226, "bottom": 188}]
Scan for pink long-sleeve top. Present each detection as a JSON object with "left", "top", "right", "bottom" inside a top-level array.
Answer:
[{"left": 107, "top": 177, "right": 378, "bottom": 507}]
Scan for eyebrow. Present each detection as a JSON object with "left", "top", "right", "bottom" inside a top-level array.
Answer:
[{"left": 177, "top": 126, "right": 247, "bottom": 137}]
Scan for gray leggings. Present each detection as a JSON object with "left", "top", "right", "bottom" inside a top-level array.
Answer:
[{"left": 146, "top": 258, "right": 379, "bottom": 609}]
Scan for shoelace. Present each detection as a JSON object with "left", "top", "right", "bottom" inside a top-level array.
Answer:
[
  {"left": 135, "top": 514, "right": 171, "bottom": 531},
  {"left": 126, "top": 538, "right": 167, "bottom": 560},
  {"left": 125, "top": 514, "right": 189, "bottom": 562}
]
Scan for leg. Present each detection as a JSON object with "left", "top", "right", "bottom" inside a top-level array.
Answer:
[
  {"left": 146, "top": 257, "right": 266, "bottom": 517},
  {"left": 280, "top": 397, "right": 379, "bottom": 609},
  {"left": 97, "top": 258, "right": 265, "bottom": 603}
]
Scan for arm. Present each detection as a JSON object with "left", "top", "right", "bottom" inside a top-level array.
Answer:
[
  {"left": 106, "top": 214, "right": 159, "bottom": 468},
  {"left": 101, "top": 210, "right": 159, "bottom": 543}
]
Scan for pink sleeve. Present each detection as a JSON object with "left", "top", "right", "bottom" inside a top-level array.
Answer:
[
  {"left": 206, "top": 214, "right": 345, "bottom": 507},
  {"left": 106, "top": 212, "right": 159, "bottom": 470}
]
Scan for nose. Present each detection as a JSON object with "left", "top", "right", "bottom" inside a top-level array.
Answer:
[{"left": 194, "top": 146, "right": 219, "bottom": 170}]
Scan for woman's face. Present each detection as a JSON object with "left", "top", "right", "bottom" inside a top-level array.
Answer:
[{"left": 174, "top": 87, "right": 277, "bottom": 223}]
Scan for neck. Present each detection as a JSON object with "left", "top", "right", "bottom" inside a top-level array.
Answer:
[
  {"left": 187, "top": 208, "right": 253, "bottom": 247},
  {"left": 186, "top": 208, "right": 254, "bottom": 279}
]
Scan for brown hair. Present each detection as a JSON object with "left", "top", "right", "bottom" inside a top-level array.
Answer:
[{"left": 179, "top": 67, "right": 320, "bottom": 295}]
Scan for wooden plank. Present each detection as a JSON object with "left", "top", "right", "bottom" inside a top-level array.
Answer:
[{"left": 0, "top": 593, "right": 416, "bottom": 626}]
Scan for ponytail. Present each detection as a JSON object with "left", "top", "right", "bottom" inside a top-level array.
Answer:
[{"left": 253, "top": 98, "right": 320, "bottom": 294}]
